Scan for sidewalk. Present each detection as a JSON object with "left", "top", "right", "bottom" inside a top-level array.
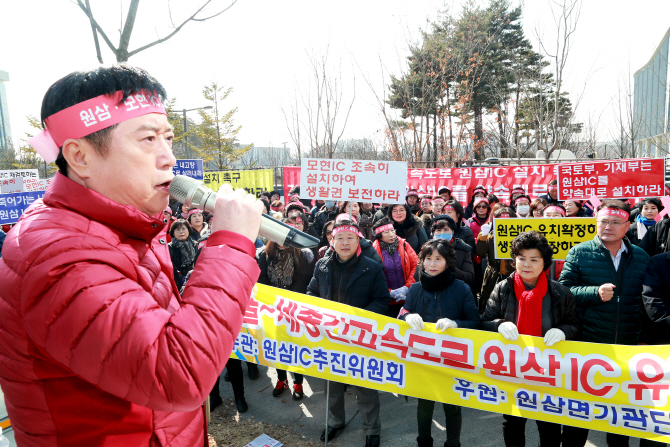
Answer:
[{"left": 212, "top": 363, "right": 616, "bottom": 447}]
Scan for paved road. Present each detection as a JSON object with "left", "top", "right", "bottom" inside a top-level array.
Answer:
[{"left": 215, "top": 363, "right": 644, "bottom": 447}]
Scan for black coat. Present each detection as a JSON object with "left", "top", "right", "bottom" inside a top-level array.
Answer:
[
  {"left": 639, "top": 217, "right": 670, "bottom": 257},
  {"left": 538, "top": 194, "right": 561, "bottom": 206},
  {"left": 641, "top": 252, "right": 670, "bottom": 344},
  {"left": 413, "top": 238, "right": 474, "bottom": 286},
  {"left": 307, "top": 251, "right": 391, "bottom": 315},
  {"left": 482, "top": 273, "right": 581, "bottom": 340},
  {"left": 393, "top": 215, "right": 429, "bottom": 254},
  {"left": 313, "top": 206, "right": 338, "bottom": 236},
  {"left": 373, "top": 206, "right": 390, "bottom": 225},
  {"left": 454, "top": 222, "right": 476, "bottom": 253},
  {"left": 256, "top": 246, "right": 315, "bottom": 293},
  {"left": 401, "top": 272, "right": 481, "bottom": 328},
  {"left": 168, "top": 238, "right": 199, "bottom": 288}
]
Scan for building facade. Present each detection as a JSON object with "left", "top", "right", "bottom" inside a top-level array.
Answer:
[
  {"left": 0, "top": 70, "right": 11, "bottom": 151},
  {"left": 634, "top": 28, "right": 670, "bottom": 157}
]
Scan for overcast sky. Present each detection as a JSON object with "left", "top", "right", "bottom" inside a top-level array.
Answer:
[{"left": 1, "top": 0, "right": 670, "bottom": 153}]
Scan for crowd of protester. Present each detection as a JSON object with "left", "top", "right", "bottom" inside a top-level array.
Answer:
[{"left": 165, "top": 182, "right": 669, "bottom": 447}]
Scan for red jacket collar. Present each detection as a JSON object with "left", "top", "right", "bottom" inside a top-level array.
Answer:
[{"left": 43, "top": 172, "right": 166, "bottom": 243}]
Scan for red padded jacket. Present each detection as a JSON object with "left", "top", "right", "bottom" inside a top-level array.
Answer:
[{"left": 0, "top": 173, "right": 260, "bottom": 447}]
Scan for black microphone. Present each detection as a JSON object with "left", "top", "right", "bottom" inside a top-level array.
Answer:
[{"left": 169, "top": 175, "right": 319, "bottom": 249}]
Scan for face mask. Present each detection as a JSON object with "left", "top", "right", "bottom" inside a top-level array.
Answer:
[
  {"left": 325, "top": 201, "right": 335, "bottom": 208},
  {"left": 435, "top": 233, "right": 453, "bottom": 242},
  {"left": 516, "top": 205, "right": 530, "bottom": 215}
]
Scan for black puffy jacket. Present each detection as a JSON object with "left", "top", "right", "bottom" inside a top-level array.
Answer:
[
  {"left": 559, "top": 236, "right": 649, "bottom": 345},
  {"left": 401, "top": 269, "right": 480, "bottom": 327},
  {"left": 307, "top": 251, "right": 391, "bottom": 315},
  {"left": 256, "top": 246, "right": 315, "bottom": 293},
  {"left": 482, "top": 273, "right": 581, "bottom": 339},
  {"left": 641, "top": 252, "right": 670, "bottom": 345},
  {"left": 638, "top": 217, "right": 670, "bottom": 256}
]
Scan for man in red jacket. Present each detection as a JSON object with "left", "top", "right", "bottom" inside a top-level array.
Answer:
[{"left": 0, "top": 65, "right": 263, "bottom": 447}]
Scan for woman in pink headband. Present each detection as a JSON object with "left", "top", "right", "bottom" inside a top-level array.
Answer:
[{"left": 465, "top": 185, "right": 488, "bottom": 219}]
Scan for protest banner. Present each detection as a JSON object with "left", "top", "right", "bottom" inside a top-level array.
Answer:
[
  {"left": 0, "top": 191, "right": 46, "bottom": 225},
  {"left": 172, "top": 159, "right": 204, "bottom": 180},
  {"left": 0, "top": 169, "right": 38, "bottom": 180},
  {"left": 493, "top": 217, "right": 597, "bottom": 260},
  {"left": 23, "top": 178, "right": 52, "bottom": 192},
  {"left": 203, "top": 169, "right": 273, "bottom": 198},
  {"left": 233, "top": 284, "right": 670, "bottom": 443},
  {"left": 558, "top": 158, "right": 665, "bottom": 201},
  {"left": 300, "top": 159, "right": 408, "bottom": 204},
  {"left": 0, "top": 178, "right": 24, "bottom": 194},
  {"left": 284, "top": 164, "right": 556, "bottom": 205}
]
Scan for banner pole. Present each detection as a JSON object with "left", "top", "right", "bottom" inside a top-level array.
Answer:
[{"left": 324, "top": 380, "right": 330, "bottom": 447}]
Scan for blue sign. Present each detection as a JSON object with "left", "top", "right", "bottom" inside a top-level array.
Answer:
[
  {"left": 0, "top": 191, "right": 46, "bottom": 224},
  {"left": 173, "top": 159, "right": 204, "bottom": 180}
]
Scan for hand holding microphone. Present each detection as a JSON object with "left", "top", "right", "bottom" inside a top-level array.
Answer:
[
  {"left": 169, "top": 175, "right": 319, "bottom": 249},
  {"left": 210, "top": 183, "right": 264, "bottom": 242}
]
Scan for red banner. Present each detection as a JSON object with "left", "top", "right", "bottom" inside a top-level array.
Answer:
[
  {"left": 557, "top": 158, "right": 665, "bottom": 201},
  {"left": 284, "top": 165, "right": 555, "bottom": 205}
]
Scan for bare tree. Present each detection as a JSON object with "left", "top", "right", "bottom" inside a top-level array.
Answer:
[
  {"left": 282, "top": 48, "right": 355, "bottom": 160},
  {"left": 74, "top": 0, "right": 239, "bottom": 63}
]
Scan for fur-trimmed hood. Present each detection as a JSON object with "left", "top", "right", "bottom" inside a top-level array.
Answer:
[{"left": 394, "top": 214, "right": 423, "bottom": 239}]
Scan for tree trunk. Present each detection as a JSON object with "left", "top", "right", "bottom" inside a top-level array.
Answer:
[
  {"left": 474, "top": 103, "right": 483, "bottom": 161},
  {"left": 497, "top": 107, "right": 508, "bottom": 158}
]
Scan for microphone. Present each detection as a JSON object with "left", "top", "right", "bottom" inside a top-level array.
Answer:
[{"left": 169, "top": 175, "right": 319, "bottom": 249}]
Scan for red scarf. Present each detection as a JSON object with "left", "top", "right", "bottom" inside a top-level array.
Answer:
[{"left": 513, "top": 271, "right": 548, "bottom": 337}]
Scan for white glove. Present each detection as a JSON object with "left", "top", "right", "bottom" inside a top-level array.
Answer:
[
  {"left": 480, "top": 223, "right": 491, "bottom": 236},
  {"left": 498, "top": 322, "right": 519, "bottom": 341},
  {"left": 405, "top": 313, "right": 425, "bottom": 331},
  {"left": 389, "top": 289, "right": 399, "bottom": 299},
  {"left": 435, "top": 318, "right": 458, "bottom": 331},
  {"left": 543, "top": 328, "right": 566, "bottom": 347}
]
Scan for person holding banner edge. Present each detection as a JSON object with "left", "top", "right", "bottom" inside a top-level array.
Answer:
[
  {"left": 482, "top": 231, "right": 580, "bottom": 447},
  {"left": 399, "top": 239, "right": 480, "bottom": 447},
  {"left": 307, "top": 219, "right": 391, "bottom": 446},
  {"left": 0, "top": 65, "right": 264, "bottom": 446},
  {"left": 559, "top": 200, "right": 652, "bottom": 447}
]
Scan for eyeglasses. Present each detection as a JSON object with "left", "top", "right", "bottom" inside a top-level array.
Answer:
[
  {"left": 475, "top": 205, "right": 488, "bottom": 209},
  {"left": 597, "top": 220, "right": 627, "bottom": 228},
  {"left": 326, "top": 230, "right": 333, "bottom": 235}
]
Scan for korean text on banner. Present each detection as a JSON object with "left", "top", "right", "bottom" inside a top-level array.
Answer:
[
  {"left": 172, "top": 159, "right": 204, "bottom": 180},
  {"left": 203, "top": 169, "right": 273, "bottom": 198},
  {"left": 493, "top": 217, "right": 597, "bottom": 260},
  {"left": 0, "top": 191, "right": 46, "bottom": 225},
  {"left": 0, "top": 178, "right": 24, "bottom": 194},
  {"left": 284, "top": 164, "right": 556, "bottom": 206},
  {"left": 300, "top": 159, "right": 408, "bottom": 204},
  {"left": 233, "top": 284, "right": 670, "bottom": 443},
  {"left": 23, "top": 178, "right": 52, "bottom": 192},
  {"left": 0, "top": 169, "right": 38, "bottom": 180},
  {"left": 558, "top": 158, "right": 665, "bottom": 201}
]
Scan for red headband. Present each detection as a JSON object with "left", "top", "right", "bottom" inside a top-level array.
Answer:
[
  {"left": 336, "top": 213, "right": 358, "bottom": 224},
  {"left": 30, "top": 91, "right": 166, "bottom": 163},
  {"left": 543, "top": 205, "right": 565, "bottom": 217},
  {"left": 407, "top": 190, "right": 419, "bottom": 197},
  {"left": 473, "top": 188, "right": 487, "bottom": 196},
  {"left": 421, "top": 198, "right": 433, "bottom": 205},
  {"left": 512, "top": 187, "right": 525, "bottom": 194},
  {"left": 498, "top": 213, "right": 511, "bottom": 218},
  {"left": 433, "top": 197, "right": 445, "bottom": 204},
  {"left": 443, "top": 204, "right": 455, "bottom": 212},
  {"left": 474, "top": 197, "right": 489, "bottom": 207},
  {"left": 374, "top": 223, "right": 395, "bottom": 235},
  {"left": 332, "top": 225, "right": 363, "bottom": 238},
  {"left": 548, "top": 185, "right": 558, "bottom": 191},
  {"left": 294, "top": 216, "right": 304, "bottom": 225},
  {"left": 188, "top": 209, "right": 202, "bottom": 216},
  {"left": 271, "top": 204, "right": 284, "bottom": 211},
  {"left": 598, "top": 208, "right": 629, "bottom": 220},
  {"left": 290, "top": 194, "right": 300, "bottom": 201}
]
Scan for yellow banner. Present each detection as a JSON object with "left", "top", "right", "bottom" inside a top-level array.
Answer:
[
  {"left": 232, "top": 284, "right": 670, "bottom": 443},
  {"left": 494, "top": 217, "right": 597, "bottom": 261},
  {"left": 203, "top": 169, "right": 274, "bottom": 198}
]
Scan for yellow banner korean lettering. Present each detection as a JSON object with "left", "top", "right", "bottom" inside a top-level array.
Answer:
[
  {"left": 231, "top": 284, "right": 670, "bottom": 443},
  {"left": 494, "top": 217, "right": 597, "bottom": 260},
  {"left": 203, "top": 169, "right": 274, "bottom": 198}
]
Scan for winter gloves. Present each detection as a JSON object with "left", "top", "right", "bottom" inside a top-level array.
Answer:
[
  {"left": 498, "top": 322, "right": 566, "bottom": 347},
  {"left": 480, "top": 223, "right": 491, "bottom": 236},
  {"left": 498, "top": 322, "right": 519, "bottom": 341},
  {"left": 404, "top": 314, "right": 458, "bottom": 332},
  {"left": 390, "top": 286, "right": 409, "bottom": 301},
  {"left": 405, "top": 314, "right": 424, "bottom": 331},
  {"left": 435, "top": 318, "right": 458, "bottom": 331},
  {"left": 543, "top": 328, "right": 566, "bottom": 347}
]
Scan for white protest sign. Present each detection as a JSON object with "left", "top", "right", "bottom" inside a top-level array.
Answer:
[
  {"left": 0, "top": 169, "right": 38, "bottom": 180},
  {"left": 300, "top": 158, "right": 408, "bottom": 204},
  {"left": 0, "top": 178, "right": 24, "bottom": 194},
  {"left": 23, "top": 178, "right": 52, "bottom": 192}
]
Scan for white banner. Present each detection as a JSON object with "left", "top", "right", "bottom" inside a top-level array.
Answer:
[
  {"left": 23, "top": 178, "right": 51, "bottom": 192},
  {"left": 299, "top": 158, "right": 408, "bottom": 204},
  {"left": 0, "top": 169, "right": 38, "bottom": 180},
  {"left": 0, "top": 178, "right": 24, "bottom": 194}
]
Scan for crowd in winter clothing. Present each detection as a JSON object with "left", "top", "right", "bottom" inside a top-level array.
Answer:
[{"left": 162, "top": 181, "right": 670, "bottom": 447}]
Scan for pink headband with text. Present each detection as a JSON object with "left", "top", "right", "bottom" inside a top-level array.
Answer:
[
  {"left": 336, "top": 213, "right": 358, "bottom": 224},
  {"left": 543, "top": 205, "right": 566, "bottom": 217},
  {"left": 29, "top": 91, "right": 166, "bottom": 163},
  {"left": 188, "top": 209, "right": 203, "bottom": 216},
  {"left": 498, "top": 213, "right": 511, "bottom": 218},
  {"left": 271, "top": 205, "right": 284, "bottom": 211},
  {"left": 598, "top": 208, "right": 629, "bottom": 220},
  {"left": 548, "top": 185, "right": 558, "bottom": 191},
  {"left": 294, "top": 216, "right": 304, "bottom": 225},
  {"left": 421, "top": 198, "right": 433, "bottom": 205},
  {"left": 375, "top": 223, "right": 395, "bottom": 235},
  {"left": 332, "top": 225, "right": 363, "bottom": 238},
  {"left": 433, "top": 197, "right": 445, "bottom": 204},
  {"left": 511, "top": 187, "right": 525, "bottom": 195},
  {"left": 443, "top": 204, "right": 455, "bottom": 212},
  {"left": 290, "top": 194, "right": 300, "bottom": 202},
  {"left": 474, "top": 197, "right": 489, "bottom": 207}
]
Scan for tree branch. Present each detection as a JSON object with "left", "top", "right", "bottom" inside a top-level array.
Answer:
[
  {"left": 76, "top": 0, "right": 119, "bottom": 58},
  {"left": 85, "top": 0, "right": 104, "bottom": 63}
]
